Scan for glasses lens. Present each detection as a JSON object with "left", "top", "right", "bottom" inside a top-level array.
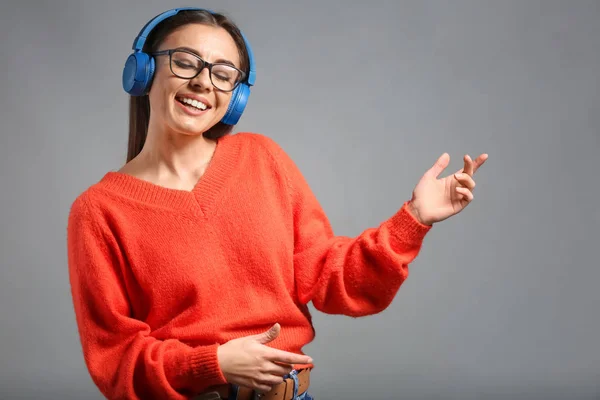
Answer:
[
  {"left": 210, "top": 64, "right": 242, "bottom": 92},
  {"left": 170, "top": 51, "right": 202, "bottom": 79}
]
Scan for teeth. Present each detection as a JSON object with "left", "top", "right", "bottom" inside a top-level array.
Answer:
[{"left": 178, "top": 97, "right": 207, "bottom": 110}]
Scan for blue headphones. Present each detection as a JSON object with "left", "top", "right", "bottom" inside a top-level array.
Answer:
[{"left": 122, "top": 7, "right": 256, "bottom": 125}]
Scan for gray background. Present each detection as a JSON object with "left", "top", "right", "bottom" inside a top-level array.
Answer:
[{"left": 0, "top": 0, "right": 598, "bottom": 399}]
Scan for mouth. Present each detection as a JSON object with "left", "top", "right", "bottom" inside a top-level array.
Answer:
[{"left": 175, "top": 96, "right": 211, "bottom": 112}]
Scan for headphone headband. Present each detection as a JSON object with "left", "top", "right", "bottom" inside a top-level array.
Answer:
[
  {"left": 132, "top": 8, "right": 206, "bottom": 51},
  {"left": 131, "top": 7, "right": 255, "bottom": 86}
]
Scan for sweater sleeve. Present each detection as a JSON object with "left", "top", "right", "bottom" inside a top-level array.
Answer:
[
  {"left": 67, "top": 195, "right": 227, "bottom": 399},
  {"left": 267, "top": 139, "right": 432, "bottom": 317}
]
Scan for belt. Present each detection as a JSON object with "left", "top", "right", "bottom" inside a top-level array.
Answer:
[{"left": 194, "top": 368, "right": 311, "bottom": 400}]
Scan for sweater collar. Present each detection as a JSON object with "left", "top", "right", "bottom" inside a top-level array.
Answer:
[{"left": 97, "top": 133, "right": 241, "bottom": 215}]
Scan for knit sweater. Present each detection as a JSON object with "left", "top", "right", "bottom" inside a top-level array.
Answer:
[{"left": 67, "top": 132, "right": 432, "bottom": 399}]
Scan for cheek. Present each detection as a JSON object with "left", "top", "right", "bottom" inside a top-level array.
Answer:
[
  {"left": 149, "top": 80, "right": 181, "bottom": 115},
  {"left": 148, "top": 81, "right": 169, "bottom": 109},
  {"left": 215, "top": 93, "right": 232, "bottom": 116},
  {"left": 148, "top": 91, "right": 170, "bottom": 119}
]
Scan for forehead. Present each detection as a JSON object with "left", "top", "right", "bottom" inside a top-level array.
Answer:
[{"left": 160, "top": 23, "right": 240, "bottom": 66}]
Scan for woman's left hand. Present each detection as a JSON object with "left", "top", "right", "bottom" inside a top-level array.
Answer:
[{"left": 408, "top": 153, "right": 488, "bottom": 226}]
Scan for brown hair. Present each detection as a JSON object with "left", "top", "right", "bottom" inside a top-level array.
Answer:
[{"left": 126, "top": 10, "right": 250, "bottom": 162}]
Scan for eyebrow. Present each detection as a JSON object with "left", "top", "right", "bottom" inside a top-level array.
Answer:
[{"left": 176, "top": 46, "right": 237, "bottom": 68}]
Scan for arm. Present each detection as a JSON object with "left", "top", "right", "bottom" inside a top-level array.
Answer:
[
  {"left": 269, "top": 141, "right": 432, "bottom": 317},
  {"left": 67, "top": 196, "right": 227, "bottom": 399}
]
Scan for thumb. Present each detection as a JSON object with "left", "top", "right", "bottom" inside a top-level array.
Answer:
[
  {"left": 424, "top": 153, "right": 450, "bottom": 179},
  {"left": 254, "top": 323, "right": 281, "bottom": 344}
]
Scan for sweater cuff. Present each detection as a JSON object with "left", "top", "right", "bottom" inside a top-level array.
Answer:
[
  {"left": 188, "top": 344, "right": 228, "bottom": 388},
  {"left": 385, "top": 202, "right": 432, "bottom": 244},
  {"left": 169, "top": 343, "right": 228, "bottom": 393}
]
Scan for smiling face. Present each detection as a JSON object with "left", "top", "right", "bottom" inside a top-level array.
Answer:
[{"left": 147, "top": 23, "right": 242, "bottom": 137}]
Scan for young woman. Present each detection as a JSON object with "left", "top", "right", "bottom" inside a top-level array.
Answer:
[{"left": 67, "top": 7, "right": 488, "bottom": 400}]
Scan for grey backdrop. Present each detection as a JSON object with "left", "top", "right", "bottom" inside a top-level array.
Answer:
[{"left": 1, "top": 0, "right": 598, "bottom": 399}]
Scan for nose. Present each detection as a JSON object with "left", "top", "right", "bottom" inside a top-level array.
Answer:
[{"left": 190, "top": 67, "right": 212, "bottom": 91}]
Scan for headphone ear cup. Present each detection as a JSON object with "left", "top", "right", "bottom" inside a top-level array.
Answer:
[
  {"left": 221, "top": 83, "right": 250, "bottom": 125},
  {"left": 122, "top": 52, "right": 155, "bottom": 96},
  {"left": 145, "top": 57, "right": 156, "bottom": 94}
]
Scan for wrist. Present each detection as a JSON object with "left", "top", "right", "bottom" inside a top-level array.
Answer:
[
  {"left": 216, "top": 344, "right": 231, "bottom": 382},
  {"left": 407, "top": 200, "right": 431, "bottom": 226}
]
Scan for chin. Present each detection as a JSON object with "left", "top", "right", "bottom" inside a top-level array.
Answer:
[
  {"left": 176, "top": 125, "right": 209, "bottom": 137},
  {"left": 174, "top": 120, "right": 218, "bottom": 137},
  {"left": 166, "top": 115, "right": 209, "bottom": 136},
  {"left": 179, "top": 130, "right": 205, "bottom": 137}
]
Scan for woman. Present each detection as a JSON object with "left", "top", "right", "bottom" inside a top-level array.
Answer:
[{"left": 67, "top": 7, "right": 487, "bottom": 400}]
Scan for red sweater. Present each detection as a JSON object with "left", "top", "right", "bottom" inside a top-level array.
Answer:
[{"left": 67, "top": 132, "right": 431, "bottom": 399}]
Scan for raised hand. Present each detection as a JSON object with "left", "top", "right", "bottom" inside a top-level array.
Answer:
[
  {"left": 217, "top": 323, "right": 313, "bottom": 393},
  {"left": 408, "top": 153, "right": 488, "bottom": 226}
]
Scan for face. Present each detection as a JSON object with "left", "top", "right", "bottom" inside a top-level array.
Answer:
[{"left": 148, "top": 23, "right": 242, "bottom": 136}]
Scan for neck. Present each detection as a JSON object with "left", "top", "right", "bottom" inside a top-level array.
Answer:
[{"left": 131, "top": 123, "right": 218, "bottom": 185}]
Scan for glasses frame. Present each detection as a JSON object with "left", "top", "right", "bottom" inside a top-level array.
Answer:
[{"left": 152, "top": 48, "right": 246, "bottom": 92}]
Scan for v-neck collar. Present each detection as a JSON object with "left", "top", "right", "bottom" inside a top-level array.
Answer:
[{"left": 98, "top": 134, "right": 241, "bottom": 217}]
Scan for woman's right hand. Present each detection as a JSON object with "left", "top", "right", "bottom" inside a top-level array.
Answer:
[{"left": 217, "top": 323, "right": 313, "bottom": 393}]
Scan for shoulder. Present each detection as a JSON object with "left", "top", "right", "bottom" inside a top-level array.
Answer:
[
  {"left": 229, "top": 132, "right": 288, "bottom": 155},
  {"left": 67, "top": 188, "right": 102, "bottom": 244},
  {"left": 67, "top": 177, "right": 116, "bottom": 229},
  {"left": 228, "top": 132, "right": 296, "bottom": 168},
  {"left": 228, "top": 132, "right": 308, "bottom": 191}
]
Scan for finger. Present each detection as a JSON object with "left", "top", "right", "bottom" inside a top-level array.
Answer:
[
  {"left": 463, "top": 154, "right": 474, "bottom": 176},
  {"left": 424, "top": 153, "right": 450, "bottom": 179},
  {"left": 455, "top": 153, "right": 488, "bottom": 175},
  {"left": 257, "top": 373, "right": 286, "bottom": 387},
  {"left": 454, "top": 173, "right": 476, "bottom": 190},
  {"left": 267, "top": 348, "right": 313, "bottom": 365},
  {"left": 266, "top": 362, "right": 294, "bottom": 377},
  {"left": 473, "top": 153, "right": 488, "bottom": 174},
  {"left": 455, "top": 187, "right": 474, "bottom": 202},
  {"left": 253, "top": 323, "right": 281, "bottom": 344}
]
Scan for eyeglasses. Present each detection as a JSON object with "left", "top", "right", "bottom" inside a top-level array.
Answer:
[{"left": 152, "top": 49, "right": 246, "bottom": 92}]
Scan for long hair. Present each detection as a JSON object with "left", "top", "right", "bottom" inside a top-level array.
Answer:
[{"left": 126, "top": 10, "right": 250, "bottom": 162}]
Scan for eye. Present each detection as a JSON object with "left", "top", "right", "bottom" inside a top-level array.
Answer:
[
  {"left": 171, "top": 51, "right": 200, "bottom": 69},
  {"left": 213, "top": 73, "right": 232, "bottom": 82},
  {"left": 212, "top": 65, "right": 238, "bottom": 82},
  {"left": 173, "top": 60, "right": 196, "bottom": 69}
]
